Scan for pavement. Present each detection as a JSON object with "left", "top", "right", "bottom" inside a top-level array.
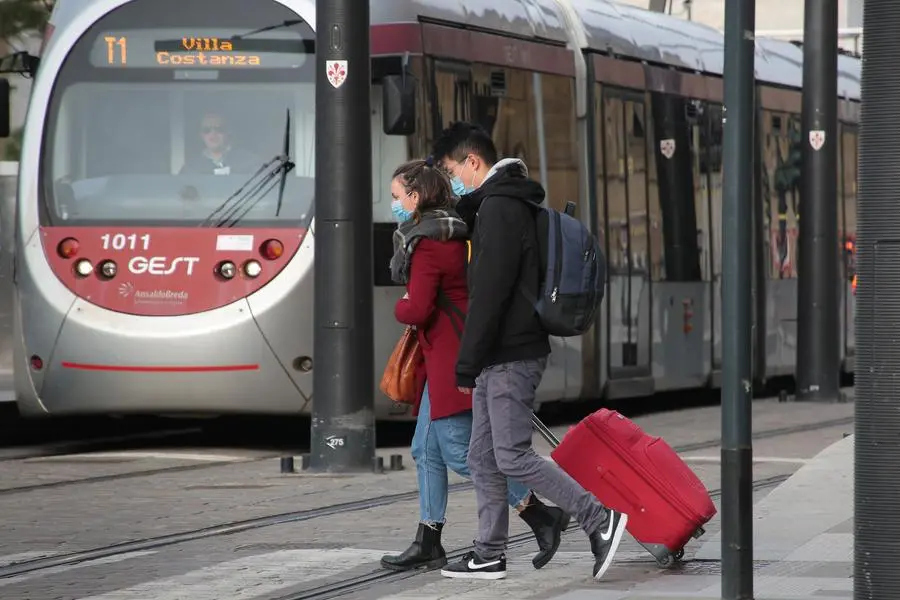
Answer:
[{"left": 0, "top": 394, "right": 855, "bottom": 600}]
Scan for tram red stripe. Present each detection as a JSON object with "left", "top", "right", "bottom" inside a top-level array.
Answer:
[{"left": 61, "top": 362, "right": 259, "bottom": 372}]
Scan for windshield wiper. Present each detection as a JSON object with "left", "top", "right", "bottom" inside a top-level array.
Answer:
[
  {"left": 276, "top": 108, "right": 291, "bottom": 217},
  {"left": 198, "top": 155, "right": 295, "bottom": 228},
  {"left": 231, "top": 20, "right": 304, "bottom": 40}
]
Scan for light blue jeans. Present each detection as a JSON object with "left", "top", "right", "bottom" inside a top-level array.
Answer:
[{"left": 412, "top": 384, "right": 532, "bottom": 524}]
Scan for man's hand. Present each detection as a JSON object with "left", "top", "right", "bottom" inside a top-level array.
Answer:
[{"left": 458, "top": 386, "right": 473, "bottom": 395}]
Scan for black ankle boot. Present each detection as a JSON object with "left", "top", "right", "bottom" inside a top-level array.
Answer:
[
  {"left": 518, "top": 496, "right": 571, "bottom": 569},
  {"left": 380, "top": 522, "right": 447, "bottom": 571}
]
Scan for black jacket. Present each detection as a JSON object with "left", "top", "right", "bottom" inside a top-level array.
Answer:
[{"left": 454, "top": 160, "right": 551, "bottom": 388}]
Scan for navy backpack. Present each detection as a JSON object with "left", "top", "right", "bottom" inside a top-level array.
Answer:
[{"left": 521, "top": 201, "right": 606, "bottom": 337}]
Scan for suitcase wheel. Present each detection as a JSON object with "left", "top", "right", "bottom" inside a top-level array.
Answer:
[
  {"left": 642, "top": 542, "right": 685, "bottom": 569},
  {"left": 655, "top": 554, "right": 676, "bottom": 569},
  {"left": 652, "top": 549, "right": 683, "bottom": 569}
]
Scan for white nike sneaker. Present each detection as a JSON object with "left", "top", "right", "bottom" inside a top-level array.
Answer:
[
  {"left": 589, "top": 510, "right": 628, "bottom": 580},
  {"left": 440, "top": 551, "right": 507, "bottom": 580}
]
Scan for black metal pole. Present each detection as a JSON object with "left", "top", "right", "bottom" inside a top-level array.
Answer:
[
  {"left": 721, "top": 0, "right": 755, "bottom": 598},
  {"left": 856, "top": 2, "right": 900, "bottom": 598},
  {"left": 309, "top": 0, "right": 376, "bottom": 472},
  {"left": 796, "top": 0, "right": 840, "bottom": 402}
]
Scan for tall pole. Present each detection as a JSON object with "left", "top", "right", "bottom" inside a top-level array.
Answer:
[
  {"left": 309, "top": 0, "right": 376, "bottom": 472},
  {"left": 856, "top": 2, "right": 900, "bottom": 598},
  {"left": 796, "top": 0, "right": 840, "bottom": 402},
  {"left": 720, "top": 0, "right": 755, "bottom": 598}
]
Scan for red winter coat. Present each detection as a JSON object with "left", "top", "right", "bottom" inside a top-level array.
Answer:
[{"left": 394, "top": 238, "right": 471, "bottom": 420}]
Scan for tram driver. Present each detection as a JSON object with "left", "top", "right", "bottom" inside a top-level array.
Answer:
[{"left": 180, "top": 111, "right": 256, "bottom": 176}]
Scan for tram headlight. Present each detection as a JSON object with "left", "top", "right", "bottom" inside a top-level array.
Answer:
[
  {"left": 243, "top": 260, "right": 262, "bottom": 278},
  {"left": 74, "top": 259, "right": 93, "bottom": 277},
  {"left": 218, "top": 261, "right": 236, "bottom": 279},
  {"left": 100, "top": 260, "right": 117, "bottom": 278}
]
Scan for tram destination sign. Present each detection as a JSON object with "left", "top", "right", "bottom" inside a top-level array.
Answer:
[{"left": 90, "top": 28, "right": 312, "bottom": 69}]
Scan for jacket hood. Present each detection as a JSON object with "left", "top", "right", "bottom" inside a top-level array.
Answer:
[
  {"left": 455, "top": 159, "right": 545, "bottom": 226},
  {"left": 480, "top": 158, "right": 545, "bottom": 206}
]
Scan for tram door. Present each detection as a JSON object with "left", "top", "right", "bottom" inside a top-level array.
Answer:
[{"left": 605, "top": 92, "right": 652, "bottom": 379}]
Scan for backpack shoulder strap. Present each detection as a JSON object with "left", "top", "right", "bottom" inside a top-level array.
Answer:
[
  {"left": 518, "top": 203, "right": 547, "bottom": 309},
  {"left": 436, "top": 287, "right": 466, "bottom": 340}
]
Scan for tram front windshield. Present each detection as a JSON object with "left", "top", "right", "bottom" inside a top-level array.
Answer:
[{"left": 41, "top": 0, "right": 315, "bottom": 227}]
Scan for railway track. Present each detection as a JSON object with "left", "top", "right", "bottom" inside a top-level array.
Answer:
[
  {"left": 0, "top": 413, "right": 855, "bottom": 496},
  {"left": 0, "top": 414, "right": 852, "bottom": 582},
  {"left": 0, "top": 415, "right": 418, "bottom": 494},
  {"left": 0, "top": 427, "right": 203, "bottom": 462},
  {"left": 277, "top": 473, "right": 791, "bottom": 600}
]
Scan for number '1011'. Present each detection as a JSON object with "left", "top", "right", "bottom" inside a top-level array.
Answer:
[{"left": 101, "top": 233, "right": 151, "bottom": 251}]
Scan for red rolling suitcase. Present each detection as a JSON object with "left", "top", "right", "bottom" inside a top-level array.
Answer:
[{"left": 531, "top": 408, "right": 717, "bottom": 568}]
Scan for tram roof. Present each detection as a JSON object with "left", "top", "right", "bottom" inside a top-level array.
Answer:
[
  {"left": 372, "top": 0, "right": 571, "bottom": 45},
  {"left": 565, "top": 0, "right": 859, "bottom": 100},
  {"left": 374, "top": 0, "right": 860, "bottom": 100},
  {"left": 49, "top": 0, "right": 861, "bottom": 100}
]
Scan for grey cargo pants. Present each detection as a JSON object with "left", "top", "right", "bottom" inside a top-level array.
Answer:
[{"left": 467, "top": 358, "right": 609, "bottom": 559}]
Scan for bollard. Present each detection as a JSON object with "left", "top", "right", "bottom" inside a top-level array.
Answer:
[
  {"left": 280, "top": 456, "right": 295, "bottom": 474},
  {"left": 373, "top": 456, "right": 384, "bottom": 474},
  {"left": 778, "top": 389, "right": 788, "bottom": 403},
  {"left": 300, "top": 453, "right": 311, "bottom": 470},
  {"left": 390, "top": 454, "right": 404, "bottom": 471}
]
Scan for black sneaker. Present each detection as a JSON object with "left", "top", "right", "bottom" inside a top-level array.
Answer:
[
  {"left": 588, "top": 509, "right": 628, "bottom": 580},
  {"left": 440, "top": 551, "right": 507, "bottom": 580}
]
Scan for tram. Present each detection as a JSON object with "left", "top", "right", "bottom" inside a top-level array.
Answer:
[{"left": 0, "top": 0, "right": 860, "bottom": 420}]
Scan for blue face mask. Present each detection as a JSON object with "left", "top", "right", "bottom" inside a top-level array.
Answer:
[
  {"left": 391, "top": 199, "right": 414, "bottom": 223},
  {"left": 451, "top": 161, "right": 477, "bottom": 196},
  {"left": 450, "top": 176, "right": 467, "bottom": 197}
]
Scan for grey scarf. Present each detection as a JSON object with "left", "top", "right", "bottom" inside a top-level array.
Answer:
[{"left": 389, "top": 209, "right": 469, "bottom": 284}]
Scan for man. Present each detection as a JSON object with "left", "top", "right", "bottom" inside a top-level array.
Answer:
[
  {"left": 431, "top": 122, "right": 628, "bottom": 581},
  {"left": 180, "top": 112, "right": 256, "bottom": 175}
]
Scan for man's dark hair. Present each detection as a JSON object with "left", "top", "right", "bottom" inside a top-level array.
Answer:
[{"left": 431, "top": 121, "right": 498, "bottom": 166}]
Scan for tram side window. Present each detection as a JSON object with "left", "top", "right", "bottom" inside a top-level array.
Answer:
[
  {"left": 762, "top": 111, "right": 801, "bottom": 279},
  {"left": 761, "top": 110, "right": 778, "bottom": 279},
  {"left": 593, "top": 83, "right": 606, "bottom": 248},
  {"left": 842, "top": 125, "right": 858, "bottom": 282},
  {"left": 685, "top": 99, "right": 711, "bottom": 282},
  {"left": 470, "top": 65, "right": 542, "bottom": 183},
  {"left": 703, "top": 104, "right": 724, "bottom": 284},
  {"left": 536, "top": 72, "right": 578, "bottom": 214},
  {"left": 626, "top": 100, "right": 650, "bottom": 279},
  {"left": 604, "top": 93, "right": 627, "bottom": 274},
  {"left": 431, "top": 61, "right": 472, "bottom": 136},
  {"left": 406, "top": 57, "right": 431, "bottom": 161},
  {"left": 642, "top": 95, "right": 664, "bottom": 282}
]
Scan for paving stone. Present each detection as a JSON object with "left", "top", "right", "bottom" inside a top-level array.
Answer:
[{"left": 0, "top": 396, "right": 855, "bottom": 600}]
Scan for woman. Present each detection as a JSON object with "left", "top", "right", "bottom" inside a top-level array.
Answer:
[{"left": 380, "top": 158, "right": 569, "bottom": 572}]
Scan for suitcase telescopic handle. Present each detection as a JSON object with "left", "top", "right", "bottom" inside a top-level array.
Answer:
[{"left": 531, "top": 414, "right": 561, "bottom": 448}]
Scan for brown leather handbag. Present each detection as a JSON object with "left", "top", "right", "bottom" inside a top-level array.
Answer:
[{"left": 380, "top": 326, "right": 423, "bottom": 405}]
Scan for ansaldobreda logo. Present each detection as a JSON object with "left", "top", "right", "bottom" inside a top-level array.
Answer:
[{"left": 118, "top": 282, "right": 188, "bottom": 304}]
